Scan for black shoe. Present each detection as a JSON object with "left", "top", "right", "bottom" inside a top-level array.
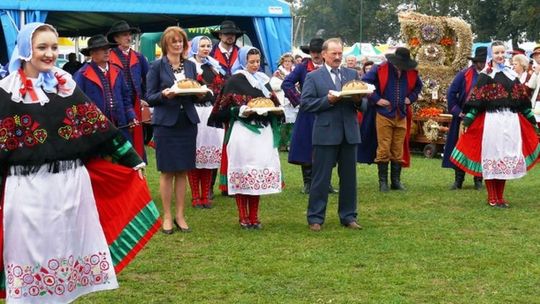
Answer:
[
  {"left": 473, "top": 178, "right": 483, "bottom": 190},
  {"left": 173, "top": 219, "right": 192, "bottom": 233},
  {"left": 449, "top": 182, "right": 462, "bottom": 190},
  {"left": 250, "top": 222, "right": 262, "bottom": 229},
  {"left": 161, "top": 228, "right": 174, "bottom": 235},
  {"left": 202, "top": 203, "right": 213, "bottom": 209}
]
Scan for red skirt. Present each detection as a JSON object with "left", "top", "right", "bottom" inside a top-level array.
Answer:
[{"left": 450, "top": 112, "right": 540, "bottom": 177}]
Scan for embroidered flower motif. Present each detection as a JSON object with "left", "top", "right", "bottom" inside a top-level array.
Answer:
[
  {"left": 483, "top": 156, "right": 526, "bottom": 176},
  {"left": 0, "top": 114, "right": 48, "bottom": 152},
  {"left": 228, "top": 167, "right": 281, "bottom": 192},
  {"left": 58, "top": 103, "right": 109, "bottom": 140},
  {"left": 6, "top": 252, "right": 112, "bottom": 299},
  {"left": 473, "top": 83, "right": 509, "bottom": 101},
  {"left": 196, "top": 145, "right": 222, "bottom": 167},
  {"left": 511, "top": 83, "right": 529, "bottom": 100}
]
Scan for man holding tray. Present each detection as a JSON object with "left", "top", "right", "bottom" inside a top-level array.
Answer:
[{"left": 300, "top": 38, "right": 366, "bottom": 231}]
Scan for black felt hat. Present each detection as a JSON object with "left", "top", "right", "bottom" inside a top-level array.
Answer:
[
  {"left": 81, "top": 35, "right": 117, "bottom": 56},
  {"left": 385, "top": 47, "right": 418, "bottom": 70},
  {"left": 210, "top": 20, "right": 244, "bottom": 39},
  {"left": 106, "top": 20, "right": 141, "bottom": 42},
  {"left": 468, "top": 46, "right": 488, "bottom": 62},
  {"left": 300, "top": 38, "right": 324, "bottom": 54}
]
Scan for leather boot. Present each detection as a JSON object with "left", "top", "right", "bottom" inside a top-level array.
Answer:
[
  {"left": 473, "top": 176, "right": 483, "bottom": 190},
  {"left": 301, "top": 165, "right": 312, "bottom": 194},
  {"left": 390, "top": 162, "right": 406, "bottom": 190},
  {"left": 377, "top": 162, "right": 389, "bottom": 192},
  {"left": 450, "top": 168, "right": 465, "bottom": 190}
]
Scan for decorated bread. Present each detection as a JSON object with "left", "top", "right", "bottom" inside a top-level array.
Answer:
[
  {"left": 177, "top": 78, "right": 201, "bottom": 89},
  {"left": 342, "top": 80, "right": 368, "bottom": 91},
  {"left": 248, "top": 97, "right": 274, "bottom": 108}
]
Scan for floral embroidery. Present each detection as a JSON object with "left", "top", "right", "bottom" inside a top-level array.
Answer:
[
  {"left": 228, "top": 168, "right": 281, "bottom": 192},
  {"left": 511, "top": 83, "right": 529, "bottom": 100},
  {"left": 0, "top": 114, "right": 48, "bottom": 151},
  {"left": 473, "top": 83, "right": 509, "bottom": 101},
  {"left": 58, "top": 102, "right": 109, "bottom": 140},
  {"left": 482, "top": 156, "right": 526, "bottom": 176},
  {"left": 7, "top": 252, "right": 113, "bottom": 299},
  {"left": 196, "top": 145, "right": 222, "bottom": 167}
]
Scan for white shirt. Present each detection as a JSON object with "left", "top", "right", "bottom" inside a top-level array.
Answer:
[{"left": 218, "top": 43, "right": 234, "bottom": 59}]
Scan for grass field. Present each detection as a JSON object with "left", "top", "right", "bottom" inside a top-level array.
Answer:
[{"left": 79, "top": 149, "right": 540, "bottom": 304}]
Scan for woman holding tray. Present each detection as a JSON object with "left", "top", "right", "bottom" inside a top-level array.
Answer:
[
  {"left": 146, "top": 26, "right": 200, "bottom": 233},
  {"left": 209, "top": 46, "right": 283, "bottom": 229},
  {"left": 186, "top": 35, "right": 225, "bottom": 209}
]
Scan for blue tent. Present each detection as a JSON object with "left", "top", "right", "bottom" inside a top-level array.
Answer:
[{"left": 0, "top": 0, "right": 292, "bottom": 72}]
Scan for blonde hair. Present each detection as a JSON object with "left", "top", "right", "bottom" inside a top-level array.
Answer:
[
  {"left": 512, "top": 54, "right": 529, "bottom": 71},
  {"left": 160, "top": 26, "right": 189, "bottom": 58},
  {"left": 278, "top": 53, "right": 294, "bottom": 66}
]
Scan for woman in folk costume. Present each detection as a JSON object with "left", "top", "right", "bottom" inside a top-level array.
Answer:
[
  {"left": 186, "top": 36, "right": 225, "bottom": 209},
  {"left": 209, "top": 46, "right": 283, "bottom": 229},
  {"left": 270, "top": 53, "right": 296, "bottom": 152},
  {"left": 0, "top": 23, "right": 160, "bottom": 303},
  {"left": 451, "top": 41, "right": 540, "bottom": 208}
]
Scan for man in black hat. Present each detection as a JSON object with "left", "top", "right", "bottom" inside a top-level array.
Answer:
[
  {"left": 107, "top": 20, "right": 149, "bottom": 159},
  {"left": 442, "top": 46, "right": 487, "bottom": 190},
  {"left": 281, "top": 38, "right": 337, "bottom": 194},
  {"left": 74, "top": 35, "right": 136, "bottom": 141},
  {"left": 209, "top": 20, "right": 244, "bottom": 77},
  {"left": 361, "top": 47, "right": 423, "bottom": 192}
]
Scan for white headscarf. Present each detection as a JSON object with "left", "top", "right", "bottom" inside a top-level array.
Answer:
[{"left": 232, "top": 46, "right": 271, "bottom": 98}]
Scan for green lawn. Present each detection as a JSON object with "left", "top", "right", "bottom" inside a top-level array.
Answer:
[{"left": 79, "top": 149, "right": 540, "bottom": 304}]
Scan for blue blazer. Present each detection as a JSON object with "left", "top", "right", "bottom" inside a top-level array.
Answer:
[
  {"left": 145, "top": 56, "right": 200, "bottom": 126},
  {"left": 300, "top": 66, "right": 361, "bottom": 145}
]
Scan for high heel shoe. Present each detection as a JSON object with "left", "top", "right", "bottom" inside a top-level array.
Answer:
[{"left": 174, "top": 219, "right": 192, "bottom": 233}]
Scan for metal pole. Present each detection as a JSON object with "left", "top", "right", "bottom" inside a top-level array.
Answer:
[{"left": 359, "top": 0, "right": 363, "bottom": 42}]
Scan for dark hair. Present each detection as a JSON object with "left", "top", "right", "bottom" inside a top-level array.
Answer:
[
  {"left": 247, "top": 48, "right": 260, "bottom": 56},
  {"left": 363, "top": 60, "right": 374, "bottom": 73}
]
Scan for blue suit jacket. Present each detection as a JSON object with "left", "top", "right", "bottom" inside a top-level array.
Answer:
[
  {"left": 145, "top": 57, "right": 200, "bottom": 126},
  {"left": 300, "top": 66, "right": 361, "bottom": 145}
]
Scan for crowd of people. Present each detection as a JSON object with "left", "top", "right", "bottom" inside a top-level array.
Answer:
[{"left": 0, "top": 18, "right": 539, "bottom": 303}]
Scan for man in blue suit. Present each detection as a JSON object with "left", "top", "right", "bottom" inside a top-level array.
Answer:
[{"left": 301, "top": 38, "right": 364, "bottom": 231}]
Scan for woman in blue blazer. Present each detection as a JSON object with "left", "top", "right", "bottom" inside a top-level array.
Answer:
[{"left": 146, "top": 26, "right": 201, "bottom": 234}]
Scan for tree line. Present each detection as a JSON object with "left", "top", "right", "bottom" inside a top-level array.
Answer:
[{"left": 289, "top": 0, "right": 540, "bottom": 47}]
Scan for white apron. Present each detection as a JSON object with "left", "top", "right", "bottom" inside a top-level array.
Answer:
[
  {"left": 226, "top": 121, "right": 282, "bottom": 195},
  {"left": 195, "top": 105, "right": 224, "bottom": 169},
  {"left": 3, "top": 162, "right": 118, "bottom": 303},
  {"left": 481, "top": 110, "right": 526, "bottom": 179}
]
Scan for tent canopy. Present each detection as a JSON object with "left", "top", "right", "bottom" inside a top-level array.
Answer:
[{"left": 0, "top": 0, "right": 292, "bottom": 71}]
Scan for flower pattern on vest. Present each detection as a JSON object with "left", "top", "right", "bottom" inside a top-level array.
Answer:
[
  {"left": 0, "top": 114, "right": 47, "bottom": 151},
  {"left": 470, "top": 83, "right": 509, "bottom": 101},
  {"left": 58, "top": 102, "right": 109, "bottom": 140},
  {"left": 6, "top": 252, "right": 112, "bottom": 299}
]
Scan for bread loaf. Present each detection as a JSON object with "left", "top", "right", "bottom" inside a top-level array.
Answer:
[
  {"left": 247, "top": 97, "right": 274, "bottom": 108},
  {"left": 177, "top": 79, "right": 201, "bottom": 89},
  {"left": 342, "top": 80, "right": 368, "bottom": 91}
]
